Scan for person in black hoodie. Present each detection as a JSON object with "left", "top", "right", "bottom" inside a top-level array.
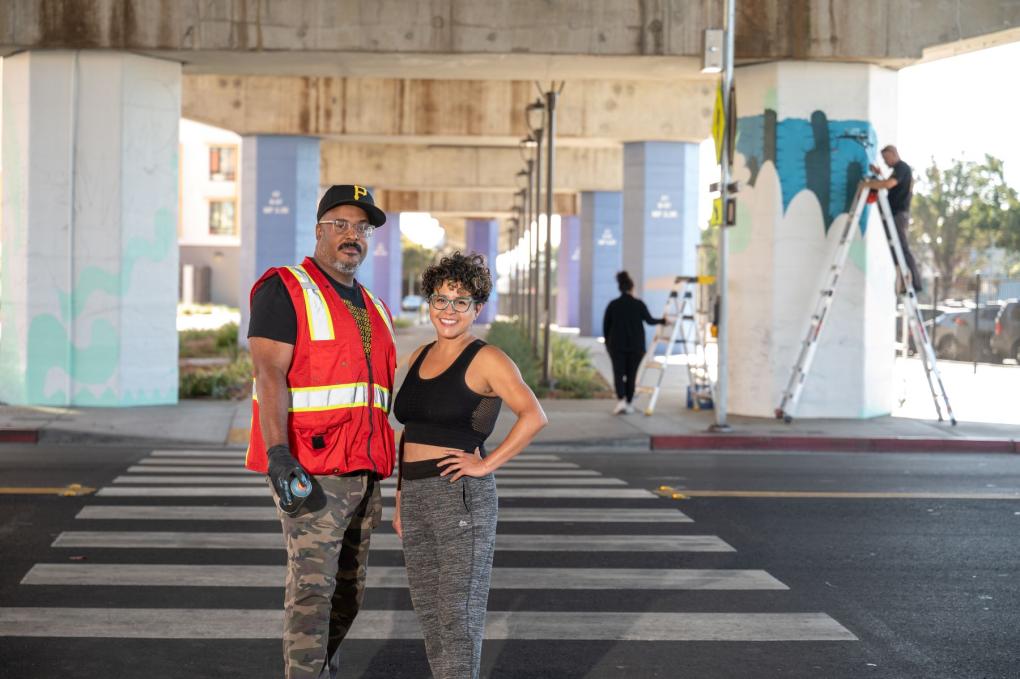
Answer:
[{"left": 602, "top": 271, "right": 666, "bottom": 414}]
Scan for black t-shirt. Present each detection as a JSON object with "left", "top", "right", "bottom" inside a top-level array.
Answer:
[
  {"left": 247, "top": 260, "right": 367, "bottom": 347},
  {"left": 887, "top": 160, "right": 913, "bottom": 214},
  {"left": 602, "top": 294, "right": 664, "bottom": 354}
]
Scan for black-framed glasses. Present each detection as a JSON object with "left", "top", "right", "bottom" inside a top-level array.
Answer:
[
  {"left": 317, "top": 219, "right": 375, "bottom": 238},
  {"left": 429, "top": 295, "right": 475, "bottom": 313}
]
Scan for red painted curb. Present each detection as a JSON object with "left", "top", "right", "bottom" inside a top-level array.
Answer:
[
  {"left": 0, "top": 429, "right": 39, "bottom": 443},
  {"left": 650, "top": 435, "right": 1018, "bottom": 454}
]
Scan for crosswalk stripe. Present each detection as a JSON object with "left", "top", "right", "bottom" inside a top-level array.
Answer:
[
  {"left": 112, "top": 475, "right": 626, "bottom": 486},
  {"left": 51, "top": 531, "right": 733, "bottom": 552},
  {"left": 96, "top": 486, "right": 657, "bottom": 498},
  {"left": 0, "top": 607, "right": 855, "bottom": 641},
  {"left": 22, "top": 564, "right": 786, "bottom": 590},
  {"left": 75, "top": 505, "right": 692, "bottom": 522},
  {"left": 138, "top": 458, "right": 581, "bottom": 469},
  {"left": 125, "top": 465, "right": 600, "bottom": 476},
  {"left": 149, "top": 450, "right": 563, "bottom": 461}
]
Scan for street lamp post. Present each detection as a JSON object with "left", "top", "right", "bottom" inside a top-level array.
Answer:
[
  {"left": 526, "top": 100, "right": 545, "bottom": 353},
  {"left": 541, "top": 85, "right": 561, "bottom": 386}
]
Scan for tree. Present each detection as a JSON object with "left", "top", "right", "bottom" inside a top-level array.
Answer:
[
  {"left": 909, "top": 155, "right": 1020, "bottom": 294},
  {"left": 401, "top": 238, "right": 437, "bottom": 296}
]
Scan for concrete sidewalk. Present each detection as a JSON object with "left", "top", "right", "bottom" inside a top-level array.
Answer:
[{"left": 1, "top": 324, "right": 1017, "bottom": 452}]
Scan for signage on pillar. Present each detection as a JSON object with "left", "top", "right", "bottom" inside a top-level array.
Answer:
[
  {"left": 262, "top": 190, "right": 290, "bottom": 215},
  {"left": 571, "top": 246, "right": 580, "bottom": 261},
  {"left": 650, "top": 194, "right": 678, "bottom": 219},
  {"left": 373, "top": 243, "right": 388, "bottom": 257},
  {"left": 597, "top": 228, "right": 618, "bottom": 247}
]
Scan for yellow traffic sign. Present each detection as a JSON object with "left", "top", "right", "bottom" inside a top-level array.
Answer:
[
  {"left": 710, "top": 197, "right": 723, "bottom": 227},
  {"left": 712, "top": 82, "right": 725, "bottom": 165}
]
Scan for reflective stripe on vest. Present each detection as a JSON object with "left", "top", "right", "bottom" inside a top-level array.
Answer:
[
  {"left": 252, "top": 380, "right": 391, "bottom": 414},
  {"left": 284, "top": 265, "right": 335, "bottom": 341},
  {"left": 362, "top": 286, "right": 396, "bottom": 345}
]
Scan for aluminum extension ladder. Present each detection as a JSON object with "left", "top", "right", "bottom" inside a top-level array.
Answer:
[
  {"left": 775, "top": 183, "right": 956, "bottom": 425},
  {"left": 634, "top": 275, "right": 715, "bottom": 416}
]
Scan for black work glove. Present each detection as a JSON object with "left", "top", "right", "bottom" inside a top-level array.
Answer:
[{"left": 267, "top": 444, "right": 312, "bottom": 517}]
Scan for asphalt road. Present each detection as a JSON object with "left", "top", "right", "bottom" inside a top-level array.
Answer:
[{"left": 1, "top": 444, "right": 1018, "bottom": 678}]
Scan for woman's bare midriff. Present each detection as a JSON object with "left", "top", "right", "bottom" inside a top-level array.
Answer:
[{"left": 403, "top": 441, "right": 460, "bottom": 463}]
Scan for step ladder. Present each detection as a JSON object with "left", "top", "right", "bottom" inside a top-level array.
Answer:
[
  {"left": 634, "top": 275, "right": 715, "bottom": 416},
  {"left": 775, "top": 183, "right": 956, "bottom": 425}
]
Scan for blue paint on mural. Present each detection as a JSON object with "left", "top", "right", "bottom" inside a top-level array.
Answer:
[{"left": 737, "top": 109, "right": 875, "bottom": 232}]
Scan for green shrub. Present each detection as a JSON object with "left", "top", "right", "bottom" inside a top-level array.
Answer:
[
  {"left": 485, "top": 321, "right": 541, "bottom": 393},
  {"left": 393, "top": 316, "right": 414, "bottom": 329},
  {"left": 179, "top": 352, "right": 253, "bottom": 399},
  {"left": 179, "top": 323, "right": 239, "bottom": 359}
]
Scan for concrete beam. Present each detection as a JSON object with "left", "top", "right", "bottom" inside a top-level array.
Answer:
[
  {"left": 3, "top": 1, "right": 1018, "bottom": 75},
  {"left": 374, "top": 190, "right": 577, "bottom": 220},
  {"left": 182, "top": 75, "right": 714, "bottom": 143},
  {"left": 322, "top": 143, "right": 621, "bottom": 192}
]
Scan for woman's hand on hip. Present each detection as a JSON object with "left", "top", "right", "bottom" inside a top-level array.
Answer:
[{"left": 437, "top": 448, "right": 490, "bottom": 482}]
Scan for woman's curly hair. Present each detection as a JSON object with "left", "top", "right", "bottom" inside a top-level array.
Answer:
[{"left": 421, "top": 251, "right": 493, "bottom": 305}]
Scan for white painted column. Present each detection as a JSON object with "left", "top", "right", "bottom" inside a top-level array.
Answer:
[
  {"left": 0, "top": 51, "right": 180, "bottom": 406},
  {"left": 727, "top": 61, "right": 898, "bottom": 418}
]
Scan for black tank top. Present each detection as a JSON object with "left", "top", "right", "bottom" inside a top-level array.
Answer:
[{"left": 393, "top": 339, "right": 503, "bottom": 452}]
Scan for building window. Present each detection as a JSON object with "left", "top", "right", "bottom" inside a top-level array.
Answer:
[
  {"left": 209, "top": 200, "right": 237, "bottom": 236},
  {"left": 209, "top": 146, "right": 236, "bottom": 181}
]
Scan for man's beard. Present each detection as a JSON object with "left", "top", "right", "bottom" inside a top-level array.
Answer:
[{"left": 317, "top": 240, "right": 362, "bottom": 274}]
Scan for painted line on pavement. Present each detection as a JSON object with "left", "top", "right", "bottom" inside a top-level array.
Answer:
[
  {"left": 149, "top": 450, "right": 563, "bottom": 461},
  {"left": 136, "top": 459, "right": 583, "bottom": 470},
  {"left": 51, "top": 531, "right": 730, "bottom": 552},
  {"left": 97, "top": 486, "right": 656, "bottom": 498},
  {"left": 0, "top": 484, "right": 94, "bottom": 496},
  {"left": 113, "top": 475, "right": 625, "bottom": 486},
  {"left": 125, "top": 465, "right": 600, "bottom": 477},
  {"left": 23, "top": 564, "right": 785, "bottom": 590},
  {"left": 76, "top": 505, "right": 693, "bottom": 522},
  {"left": 659, "top": 488, "right": 1020, "bottom": 500},
  {"left": 0, "top": 608, "right": 854, "bottom": 640}
]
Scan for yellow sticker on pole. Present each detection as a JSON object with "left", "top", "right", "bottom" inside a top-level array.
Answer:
[
  {"left": 712, "top": 82, "right": 725, "bottom": 165},
  {"left": 710, "top": 197, "right": 723, "bottom": 227}
]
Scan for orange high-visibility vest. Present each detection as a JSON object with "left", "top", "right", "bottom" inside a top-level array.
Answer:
[{"left": 246, "top": 257, "right": 397, "bottom": 478}]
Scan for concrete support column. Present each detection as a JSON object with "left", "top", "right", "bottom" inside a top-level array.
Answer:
[
  {"left": 238, "top": 136, "right": 320, "bottom": 342},
  {"left": 0, "top": 51, "right": 180, "bottom": 406},
  {"left": 367, "top": 213, "right": 402, "bottom": 314},
  {"left": 578, "top": 192, "right": 623, "bottom": 337},
  {"left": 465, "top": 218, "right": 500, "bottom": 324},
  {"left": 728, "top": 61, "right": 898, "bottom": 418},
  {"left": 556, "top": 215, "right": 581, "bottom": 328},
  {"left": 622, "top": 142, "right": 700, "bottom": 343}
]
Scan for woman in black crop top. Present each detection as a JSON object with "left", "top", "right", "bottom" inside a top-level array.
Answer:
[{"left": 392, "top": 252, "right": 547, "bottom": 679}]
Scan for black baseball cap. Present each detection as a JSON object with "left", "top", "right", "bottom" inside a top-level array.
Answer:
[{"left": 316, "top": 185, "right": 387, "bottom": 226}]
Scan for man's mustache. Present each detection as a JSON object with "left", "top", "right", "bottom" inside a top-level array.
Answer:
[{"left": 338, "top": 241, "right": 363, "bottom": 254}]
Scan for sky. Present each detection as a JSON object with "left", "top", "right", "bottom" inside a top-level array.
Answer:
[{"left": 898, "top": 40, "right": 1020, "bottom": 189}]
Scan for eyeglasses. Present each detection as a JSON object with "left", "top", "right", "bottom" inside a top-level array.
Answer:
[
  {"left": 317, "top": 219, "right": 375, "bottom": 238},
  {"left": 429, "top": 295, "right": 475, "bottom": 313}
]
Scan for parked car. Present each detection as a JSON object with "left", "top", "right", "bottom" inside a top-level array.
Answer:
[
  {"left": 990, "top": 299, "right": 1020, "bottom": 363},
  {"left": 401, "top": 294, "right": 425, "bottom": 312},
  {"left": 930, "top": 304, "right": 1001, "bottom": 361}
]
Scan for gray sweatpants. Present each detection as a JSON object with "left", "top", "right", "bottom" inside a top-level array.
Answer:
[{"left": 401, "top": 473, "right": 498, "bottom": 679}]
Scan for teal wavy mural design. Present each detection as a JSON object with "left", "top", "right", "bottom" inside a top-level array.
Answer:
[{"left": 737, "top": 109, "right": 875, "bottom": 233}]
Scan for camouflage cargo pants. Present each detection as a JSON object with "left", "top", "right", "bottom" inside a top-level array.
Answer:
[{"left": 271, "top": 472, "right": 382, "bottom": 679}]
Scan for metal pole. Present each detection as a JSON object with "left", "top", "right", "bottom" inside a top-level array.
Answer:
[
  {"left": 542, "top": 88, "right": 558, "bottom": 386},
  {"left": 973, "top": 272, "right": 981, "bottom": 374},
  {"left": 532, "top": 126, "right": 544, "bottom": 351},
  {"left": 524, "top": 163, "right": 534, "bottom": 333},
  {"left": 711, "top": 0, "right": 735, "bottom": 432},
  {"left": 931, "top": 275, "right": 939, "bottom": 352}
]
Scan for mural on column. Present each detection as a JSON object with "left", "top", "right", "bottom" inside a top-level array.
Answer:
[
  {"left": 737, "top": 108, "right": 875, "bottom": 233},
  {"left": 0, "top": 53, "right": 180, "bottom": 407},
  {"left": 725, "top": 74, "right": 895, "bottom": 419}
]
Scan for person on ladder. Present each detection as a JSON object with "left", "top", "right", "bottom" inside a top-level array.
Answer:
[
  {"left": 864, "top": 144, "right": 922, "bottom": 292},
  {"left": 602, "top": 271, "right": 666, "bottom": 414}
]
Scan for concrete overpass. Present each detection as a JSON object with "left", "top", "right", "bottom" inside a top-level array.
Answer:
[{"left": 2, "top": 0, "right": 1019, "bottom": 416}]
